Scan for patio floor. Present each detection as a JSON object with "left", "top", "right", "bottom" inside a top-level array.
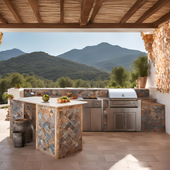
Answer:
[{"left": 0, "top": 109, "right": 170, "bottom": 170}]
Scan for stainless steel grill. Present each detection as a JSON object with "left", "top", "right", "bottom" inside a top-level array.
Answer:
[
  {"left": 107, "top": 89, "right": 140, "bottom": 132},
  {"left": 108, "top": 89, "right": 138, "bottom": 108}
]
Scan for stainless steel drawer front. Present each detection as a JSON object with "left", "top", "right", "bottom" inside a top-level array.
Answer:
[{"left": 110, "top": 101, "right": 138, "bottom": 108}]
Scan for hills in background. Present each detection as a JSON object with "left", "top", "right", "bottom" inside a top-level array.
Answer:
[
  {"left": 57, "top": 42, "right": 147, "bottom": 72},
  {"left": 0, "top": 48, "right": 25, "bottom": 61},
  {"left": 0, "top": 43, "right": 147, "bottom": 81},
  {"left": 0, "top": 52, "right": 109, "bottom": 81}
]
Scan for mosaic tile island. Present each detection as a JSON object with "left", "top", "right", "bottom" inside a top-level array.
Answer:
[{"left": 10, "top": 97, "right": 87, "bottom": 159}]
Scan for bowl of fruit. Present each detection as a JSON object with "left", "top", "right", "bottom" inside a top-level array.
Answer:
[
  {"left": 58, "top": 96, "right": 70, "bottom": 103},
  {"left": 42, "top": 94, "right": 50, "bottom": 102}
]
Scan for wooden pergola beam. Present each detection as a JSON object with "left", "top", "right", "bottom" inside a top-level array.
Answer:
[
  {"left": 80, "top": 0, "right": 95, "bottom": 26},
  {"left": 120, "top": 0, "right": 148, "bottom": 24},
  {"left": 89, "top": 0, "right": 103, "bottom": 23},
  {"left": 0, "top": 14, "right": 7, "bottom": 24},
  {"left": 0, "top": 23, "right": 156, "bottom": 28},
  {"left": 3, "top": 0, "right": 22, "bottom": 23},
  {"left": 154, "top": 11, "right": 170, "bottom": 27},
  {"left": 136, "top": 0, "right": 170, "bottom": 24},
  {"left": 60, "top": 0, "right": 64, "bottom": 24},
  {"left": 28, "top": 0, "right": 42, "bottom": 23}
]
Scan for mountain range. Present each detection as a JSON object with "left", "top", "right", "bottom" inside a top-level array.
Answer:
[
  {"left": 57, "top": 42, "right": 146, "bottom": 72},
  {"left": 0, "top": 48, "right": 25, "bottom": 61},
  {"left": 0, "top": 52, "right": 109, "bottom": 81},
  {"left": 0, "top": 43, "right": 147, "bottom": 80}
]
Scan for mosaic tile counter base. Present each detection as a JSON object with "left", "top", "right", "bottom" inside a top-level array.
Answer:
[
  {"left": 141, "top": 103, "right": 165, "bottom": 132},
  {"left": 37, "top": 105, "right": 82, "bottom": 159},
  {"left": 10, "top": 100, "right": 23, "bottom": 138}
]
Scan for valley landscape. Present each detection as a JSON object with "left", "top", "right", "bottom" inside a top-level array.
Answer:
[{"left": 0, "top": 42, "right": 147, "bottom": 103}]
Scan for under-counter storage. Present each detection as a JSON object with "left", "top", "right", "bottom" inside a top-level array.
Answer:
[
  {"left": 114, "top": 112, "right": 136, "bottom": 131},
  {"left": 83, "top": 107, "right": 102, "bottom": 132},
  {"left": 83, "top": 100, "right": 102, "bottom": 132}
]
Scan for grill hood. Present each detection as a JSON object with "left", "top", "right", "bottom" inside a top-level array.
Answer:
[{"left": 108, "top": 89, "right": 137, "bottom": 100}]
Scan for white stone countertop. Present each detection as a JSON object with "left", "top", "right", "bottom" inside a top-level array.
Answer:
[{"left": 13, "top": 97, "right": 88, "bottom": 108}]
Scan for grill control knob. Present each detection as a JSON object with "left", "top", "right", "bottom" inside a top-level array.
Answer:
[{"left": 122, "top": 94, "right": 125, "bottom": 97}]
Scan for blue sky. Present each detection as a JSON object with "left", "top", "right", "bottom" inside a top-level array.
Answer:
[{"left": 0, "top": 32, "right": 146, "bottom": 56}]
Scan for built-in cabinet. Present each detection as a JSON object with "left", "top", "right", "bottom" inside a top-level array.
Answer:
[
  {"left": 113, "top": 112, "right": 136, "bottom": 131},
  {"left": 83, "top": 108, "right": 102, "bottom": 132}
]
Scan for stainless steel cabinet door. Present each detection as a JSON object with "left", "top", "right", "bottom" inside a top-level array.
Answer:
[
  {"left": 125, "top": 112, "right": 136, "bottom": 131},
  {"left": 113, "top": 113, "right": 125, "bottom": 131},
  {"left": 91, "top": 108, "right": 102, "bottom": 132},
  {"left": 83, "top": 108, "right": 91, "bottom": 132}
]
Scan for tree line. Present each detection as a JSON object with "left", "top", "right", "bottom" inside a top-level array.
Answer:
[{"left": 0, "top": 54, "right": 148, "bottom": 104}]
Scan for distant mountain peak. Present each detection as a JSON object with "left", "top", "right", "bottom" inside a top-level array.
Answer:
[
  {"left": 58, "top": 42, "right": 147, "bottom": 72},
  {"left": 0, "top": 48, "right": 26, "bottom": 61}
]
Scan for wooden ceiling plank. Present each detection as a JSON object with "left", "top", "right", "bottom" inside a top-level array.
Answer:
[
  {"left": 3, "top": 0, "right": 22, "bottom": 23},
  {"left": 60, "top": 0, "right": 64, "bottom": 24},
  {"left": 0, "top": 15, "right": 7, "bottom": 24},
  {"left": 136, "top": 0, "right": 170, "bottom": 24},
  {"left": 81, "top": 0, "right": 95, "bottom": 26},
  {"left": 28, "top": 0, "right": 42, "bottom": 23},
  {"left": 89, "top": 0, "right": 103, "bottom": 23},
  {"left": 120, "top": 0, "right": 148, "bottom": 24},
  {"left": 0, "top": 23, "right": 156, "bottom": 28},
  {"left": 154, "top": 11, "right": 170, "bottom": 27}
]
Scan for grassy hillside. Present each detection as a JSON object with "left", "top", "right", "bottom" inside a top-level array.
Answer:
[{"left": 0, "top": 52, "right": 109, "bottom": 81}]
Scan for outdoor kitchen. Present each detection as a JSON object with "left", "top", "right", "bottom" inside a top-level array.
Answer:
[
  {"left": 7, "top": 87, "right": 165, "bottom": 159},
  {"left": 1, "top": 0, "right": 170, "bottom": 169}
]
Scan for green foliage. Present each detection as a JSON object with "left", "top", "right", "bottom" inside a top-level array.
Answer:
[
  {"left": 131, "top": 54, "right": 148, "bottom": 77},
  {"left": 2, "top": 93, "right": 8, "bottom": 103},
  {"left": 0, "top": 52, "right": 110, "bottom": 81},
  {"left": 56, "top": 77, "right": 73, "bottom": 88},
  {"left": 74, "top": 79, "right": 90, "bottom": 88},
  {"left": 108, "top": 66, "right": 130, "bottom": 88}
]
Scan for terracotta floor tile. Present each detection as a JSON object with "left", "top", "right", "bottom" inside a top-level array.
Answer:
[
  {"left": 149, "top": 162, "right": 170, "bottom": 170},
  {"left": 79, "top": 162, "right": 102, "bottom": 170},
  {"left": 102, "top": 150, "right": 114, "bottom": 154},
  {"left": 41, "top": 161, "right": 79, "bottom": 170},
  {"left": 86, "top": 155, "right": 106, "bottom": 161},
  {"left": 26, "top": 155, "right": 55, "bottom": 162},
  {"left": 0, "top": 161, "right": 25, "bottom": 169},
  {"left": 22, "top": 161, "right": 41, "bottom": 170},
  {"left": 99, "top": 161, "right": 130, "bottom": 170},
  {"left": 81, "top": 150, "right": 104, "bottom": 155},
  {"left": 154, "top": 155, "right": 170, "bottom": 162},
  {"left": 127, "top": 161, "right": 151, "bottom": 168},
  {"left": 134, "top": 155, "right": 158, "bottom": 162},
  {"left": 105, "top": 155, "right": 118, "bottom": 161}
]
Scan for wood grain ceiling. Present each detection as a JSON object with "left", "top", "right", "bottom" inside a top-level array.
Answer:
[{"left": 0, "top": 0, "right": 170, "bottom": 29}]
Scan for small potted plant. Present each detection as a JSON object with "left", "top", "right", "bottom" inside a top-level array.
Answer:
[
  {"left": 42, "top": 94, "right": 50, "bottom": 102},
  {"left": 8, "top": 94, "right": 14, "bottom": 99},
  {"left": 131, "top": 54, "right": 149, "bottom": 88},
  {"left": 67, "top": 98, "right": 70, "bottom": 102},
  {"left": 15, "top": 84, "right": 21, "bottom": 89}
]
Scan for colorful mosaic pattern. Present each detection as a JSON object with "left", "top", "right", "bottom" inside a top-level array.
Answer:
[
  {"left": 57, "top": 105, "right": 82, "bottom": 158},
  {"left": 38, "top": 105, "right": 56, "bottom": 156},
  {"left": 103, "top": 100, "right": 109, "bottom": 131},
  {"left": 135, "top": 89, "right": 149, "bottom": 97},
  {"left": 10, "top": 100, "right": 23, "bottom": 136},
  {"left": 24, "top": 89, "right": 108, "bottom": 98},
  {"left": 24, "top": 103, "right": 34, "bottom": 119},
  {"left": 141, "top": 104, "right": 165, "bottom": 132},
  {"left": 141, "top": 99, "right": 157, "bottom": 104}
]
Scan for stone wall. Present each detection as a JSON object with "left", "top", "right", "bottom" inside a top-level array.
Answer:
[{"left": 142, "top": 20, "right": 170, "bottom": 93}]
